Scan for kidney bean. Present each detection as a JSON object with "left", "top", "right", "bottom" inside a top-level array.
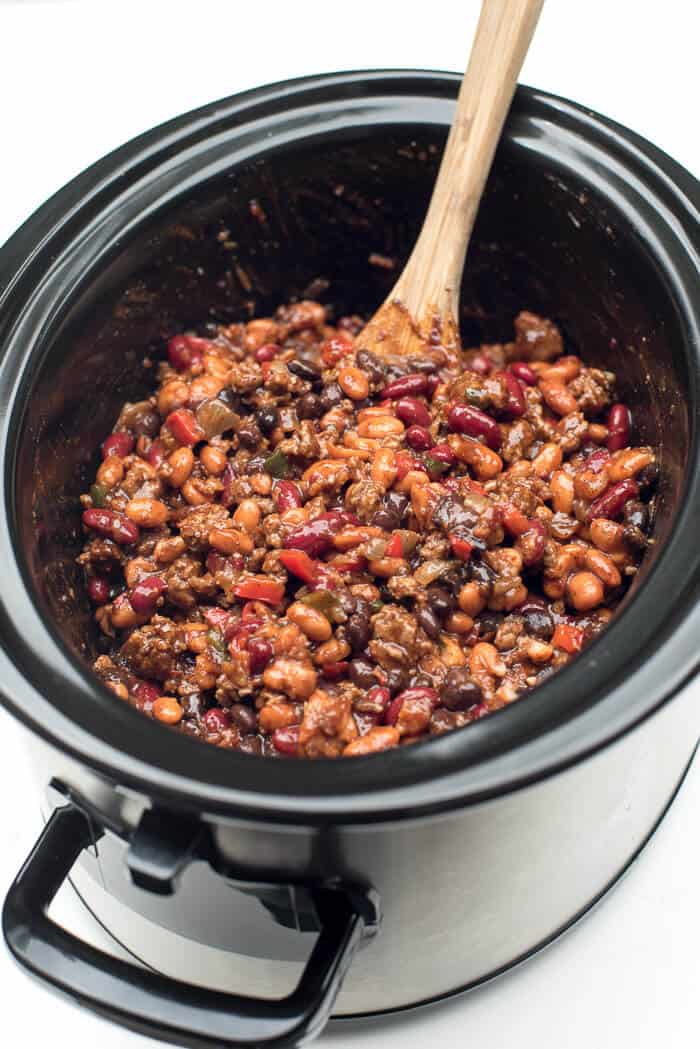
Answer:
[
  {"left": 606, "top": 403, "right": 631, "bottom": 452},
  {"left": 383, "top": 696, "right": 403, "bottom": 726},
  {"left": 395, "top": 396, "right": 431, "bottom": 428},
  {"left": 447, "top": 404, "right": 501, "bottom": 450},
  {"left": 585, "top": 447, "right": 611, "bottom": 473},
  {"left": 167, "top": 334, "right": 209, "bottom": 371},
  {"left": 248, "top": 637, "right": 274, "bottom": 674},
  {"left": 428, "top": 443, "right": 456, "bottom": 467},
  {"left": 586, "top": 478, "right": 639, "bottom": 523},
  {"left": 204, "top": 708, "right": 231, "bottom": 733},
  {"left": 272, "top": 725, "right": 301, "bottom": 755},
  {"left": 283, "top": 511, "right": 358, "bottom": 557},
  {"left": 468, "top": 352, "right": 491, "bottom": 375},
  {"left": 274, "top": 480, "right": 303, "bottom": 512},
  {"left": 405, "top": 425, "right": 432, "bottom": 451},
  {"left": 384, "top": 686, "right": 439, "bottom": 726},
  {"left": 497, "top": 370, "right": 527, "bottom": 417},
  {"left": 146, "top": 439, "right": 167, "bottom": 468},
  {"left": 380, "top": 373, "right": 429, "bottom": 399},
  {"left": 366, "top": 685, "right": 391, "bottom": 711},
  {"left": 87, "top": 577, "right": 110, "bottom": 604},
  {"left": 83, "top": 508, "right": 139, "bottom": 545},
  {"left": 133, "top": 681, "right": 160, "bottom": 709},
  {"left": 255, "top": 343, "right": 279, "bottom": 362},
  {"left": 510, "top": 361, "right": 538, "bottom": 386},
  {"left": 166, "top": 408, "right": 205, "bottom": 446},
  {"left": 129, "top": 575, "right": 167, "bottom": 615},
  {"left": 101, "top": 432, "right": 134, "bottom": 459},
  {"left": 319, "top": 661, "right": 348, "bottom": 681}
]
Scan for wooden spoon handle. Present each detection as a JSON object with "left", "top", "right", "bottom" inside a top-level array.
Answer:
[{"left": 394, "top": 0, "right": 544, "bottom": 329}]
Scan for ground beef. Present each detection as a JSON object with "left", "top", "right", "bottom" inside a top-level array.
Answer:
[{"left": 78, "top": 303, "right": 655, "bottom": 758}]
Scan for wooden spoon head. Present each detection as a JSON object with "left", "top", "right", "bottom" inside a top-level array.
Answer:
[{"left": 354, "top": 298, "right": 462, "bottom": 366}]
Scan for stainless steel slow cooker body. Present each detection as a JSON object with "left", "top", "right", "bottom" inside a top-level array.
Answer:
[{"left": 0, "top": 73, "right": 698, "bottom": 1048}]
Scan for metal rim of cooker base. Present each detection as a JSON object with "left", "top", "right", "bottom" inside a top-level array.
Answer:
[{"left": 63, "top": 744, "right": 697, "bottom": 1023}]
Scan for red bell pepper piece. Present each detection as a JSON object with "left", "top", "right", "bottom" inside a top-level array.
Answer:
[
  {"left": 233, "top": 577, "right": 284, "bottom": 605},
  {"left": 385, "top": 534, "right": 404, "bottom": 558},
  {"left": 449, "top": 535, "right": 473, "bottom": 561},
  {"left": 552, "top": 623, "right": 584, "bottom": 654},
  {"left": 166, "top": 408, "right": 205, "bottom": 446}
]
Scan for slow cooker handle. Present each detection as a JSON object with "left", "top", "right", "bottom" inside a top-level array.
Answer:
[{"left": 2, "top": 804, "right": 375, "bottom": 1048}]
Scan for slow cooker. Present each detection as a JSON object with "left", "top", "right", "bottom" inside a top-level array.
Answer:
[{"left": 0, "top": 72, "right": 698, "bottom": 1048}]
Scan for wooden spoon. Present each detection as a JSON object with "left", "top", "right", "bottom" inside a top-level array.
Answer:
[{"left": 355, "top": 0, "right": 544, "bottom": 362}]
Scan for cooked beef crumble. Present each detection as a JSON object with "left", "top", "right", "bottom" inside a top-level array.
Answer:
[{"left": 79, "top": 302, "right": 656, "bottom": 758}]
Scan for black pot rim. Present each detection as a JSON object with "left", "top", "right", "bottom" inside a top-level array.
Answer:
[{"left": 0, "top": 70, "right": 699, "bottom": 825}]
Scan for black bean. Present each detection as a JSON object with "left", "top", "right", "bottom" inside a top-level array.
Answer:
[
  {"left": 476, "top": 612, "right": 503, "bottom": 641},
  {"left": 319, "top": 382, "right": 343, "bottom": 412},
  {"left": 441, "top": 668, "right": 483, "bottom": 711},
  {"left": 384, "top": 491, "right": 409, "bottom": 517},
  {"left": 347, "top": 614, "right": 371, "bottom": 652},
  {"left": 427, "top": 586, "right": 456, "bottom": 616},
  {"left": 405, "top": 356, "right": 437, "bottom": 374},
  {"left": 181, "top": 693, "right": 206, "bottom": 718},
  {"left": 372, "top": 491, "right": 408, "bottom": 529},
  {"left": 238, "top": 735, "right": 263, "bottom": 755},
  {"left": 441, "top": 565, "right": 471, "bottom": 593},
  {"left": 385, "top": 666, "right": 409, "bottom": 695},
  {"left": 623, "top": 524, "right": 647, "bottom": 551},
  {"left": 623, "top": 500, "right": 648, "bottom": 531},
  {"left": 256, "top": 406, "right": 279, "bottom": 435},
  {"left": 217, "top": 386, "right": 242, "bottom": 411},
  {"left": 469, "top": 559, "right": 496, "bottom": 588},
  {"left": 296, "top": 393, "right": 323, "bottom": 419},
  {"left": 349, "top": 657, "right": 377, "bottom": 689},
  {"left": 288, "top": 359, "right": 321, "bottom": 382},
  {"left": 370, "top": 508, "right": 402, "bottom": 531},
  {"left": 238, "top": 420, "right": 262, "bottom": 449},
  {"left": 636, "top": 461, "right": 659, "bottom": 491},
  {"left": 133, "top": 409, "right": 161, "bottom": 437},
  {"left": 520, "top": 606, "right": 554, "bottom": 640},
  {"left": 356, "top": 350, "right": 385, "bottom": 384},
  {"left": 417, "top": 605, "right": 441, "bottom": 639},
  {"left": 245, "top": 455, "right": 267, "bottom": 475},
  {"left": 229, "top": 703, "right": 258, "bottom": 734}
]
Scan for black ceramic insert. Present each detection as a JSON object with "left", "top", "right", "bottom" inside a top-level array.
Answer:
[{"left": 0, "top": 72, "right": 698, "bottom": 821}]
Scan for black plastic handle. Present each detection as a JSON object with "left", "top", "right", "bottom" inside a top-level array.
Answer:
[{"left": 2, "top": 804, "right": 373, "bottom": 1048}]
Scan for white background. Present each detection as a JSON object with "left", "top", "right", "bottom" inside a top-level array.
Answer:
[{"left": 0, "top": 1, "right": 697, "bottom": 1047}]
